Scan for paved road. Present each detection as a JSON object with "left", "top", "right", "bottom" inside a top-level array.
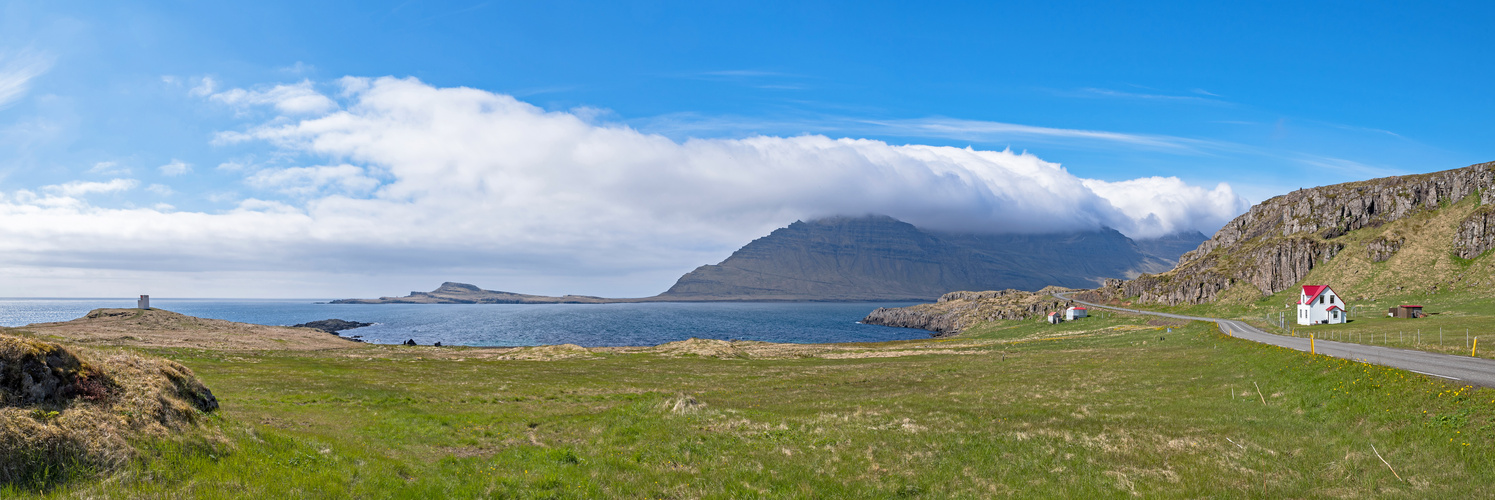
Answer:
[{"left": 1055, "top": 292, "right": 1495, "bottom": 387}]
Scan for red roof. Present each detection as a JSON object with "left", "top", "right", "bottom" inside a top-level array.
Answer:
[
  {"left": 1326, "top": 305, "right": 1344, "bottom": 311},
  {"left": 1300, "top": 285, "right": 1338, "bottom": 305},
  {"left": 1073, "top": 306, "right": 1087, "bottom": 310}
]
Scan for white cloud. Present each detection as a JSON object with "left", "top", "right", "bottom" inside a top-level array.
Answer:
[
  {"left": 159, "top": 160, "right": 192, "bottom": 176},
  {"left": 88, "top": 161, "right": 131, "bottom": 176},
  {"left": 0, "top": 50, "right": 53, "bottom": 107},
  {"left": 244, "top": 164, "right": 379, "bottom": 196},
  {"left": 0, "top": 77, "right": 1250, "bottom": 296},
  {"left": 147, "top": 184, "right": 174, "bottom": 196},
  {"left": 42, "top": 178, "right": 139, "bottom": 197},
  {"left": 189, "top": 76, "right": 217, "bottom": 97},
  {"left": 1081, "top": 177, "right": 1249, "bottom": 238},
  {"left": 208, "top": 79, "right": 337, "bottom": 114}
]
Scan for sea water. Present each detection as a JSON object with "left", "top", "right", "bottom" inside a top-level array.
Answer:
[{"left": 0, "top": 299, "right": 928, "bottom": 347}]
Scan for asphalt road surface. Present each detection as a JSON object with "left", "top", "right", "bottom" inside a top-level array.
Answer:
[{"left": 1055, "top": 292, "right": 1495, "bottom": 388}]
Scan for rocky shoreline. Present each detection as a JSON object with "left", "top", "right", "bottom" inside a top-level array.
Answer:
[{"left": 861, "top": 287, "right": 1076, "bottom": 337}]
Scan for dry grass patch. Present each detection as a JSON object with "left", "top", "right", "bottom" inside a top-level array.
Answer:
[
  {"left": 1, "top": 335, "right": 222, "bottom": 489},
  {"left": 9, "top": 308, "right": 360, "bottom": 351}
]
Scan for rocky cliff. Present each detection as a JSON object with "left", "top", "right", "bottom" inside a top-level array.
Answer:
[
  {"left": 657, "top": 215, "right": 1202, "bottom": 301},
  {"left": 1078, "top": 161, "right": 1495, "bottom": 305}
]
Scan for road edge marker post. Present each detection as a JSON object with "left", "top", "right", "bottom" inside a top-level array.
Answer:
[
  {"left": 1311, "top": 333, "right": 1316, "bottom": 355},
  {"left": 1474, "top": 337, "right": 1478, "bottom": 357}
]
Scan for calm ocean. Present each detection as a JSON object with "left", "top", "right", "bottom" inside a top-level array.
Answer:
[{"left": 0, "top": 299, "right": 928, "bottom": 347}]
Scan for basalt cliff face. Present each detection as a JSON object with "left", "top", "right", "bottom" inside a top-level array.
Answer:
[
  {"left": 1078, "top": 162, "right": 1495, "bottom": 306},
  {"left": 655, "top": 215, "right": 1203, "bottom": 301}
]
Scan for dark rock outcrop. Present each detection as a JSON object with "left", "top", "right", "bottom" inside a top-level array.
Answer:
[
  {"left": 1085, "top": 161, "right": 1495, "bottom": 305},
  {"left": 1367, "top": 236, "right": 1404, "bottom": 262},
  {"left": 1455, "top": 205, "right": 1495, "bottom": 259},
  {"left": 0, "top": 337, "right": 105, "bottom": 406},
  {"left": 291, "top": 319, "right": 373, "bottom": 334}
]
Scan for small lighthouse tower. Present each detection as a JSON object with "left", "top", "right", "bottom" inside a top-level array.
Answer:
[{"left": 138, "top": 295, "right": 150, "bottom": 310}]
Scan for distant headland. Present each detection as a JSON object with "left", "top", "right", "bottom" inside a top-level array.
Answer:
[{"left": 331, "top": 215, "right": 1205, "bottom": 304}]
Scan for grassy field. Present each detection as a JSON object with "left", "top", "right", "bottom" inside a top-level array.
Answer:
[
  {"left": 9, "top": 310, "right": 1495, "bottom": 498},
  {"left": 1126, "top": 288, "right": 1495, "bottom": 361}
]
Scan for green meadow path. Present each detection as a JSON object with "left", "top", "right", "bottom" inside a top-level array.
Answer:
[{"left": 1056, "top": 292, "right": 1495, "bottom": 387}]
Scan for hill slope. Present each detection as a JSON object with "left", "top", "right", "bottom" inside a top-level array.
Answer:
[{"left": 1079, "top": 161, "right": 1495, "bottom": 305}]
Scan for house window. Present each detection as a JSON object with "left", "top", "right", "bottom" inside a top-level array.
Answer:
[
  {"left": 1319, "top": 296, "right": 1324, "bottom": 304},
  {"left": 1330, "top": 295, "right": 1335, "bottom": 304}
]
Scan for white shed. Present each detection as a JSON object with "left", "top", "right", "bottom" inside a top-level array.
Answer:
[{"left": 1065, "top": 306, "right": 1088, "bottom": 321}]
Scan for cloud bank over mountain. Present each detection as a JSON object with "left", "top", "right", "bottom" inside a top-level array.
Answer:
[{"left": 0, "top": 76, "right": 1250, "bottom": 296}]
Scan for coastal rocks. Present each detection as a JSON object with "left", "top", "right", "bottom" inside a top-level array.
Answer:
[
  {"left": 1367, "top": 236, "right": 1405, "bottom": 262},
  {"left": 403, "top": 339, "right": 417, "bottom": 346},
  {"left": 861, "top": 287, "right": 1075, "bottom": 336},
  {"left": 1455, "top": 205, "right": 1495, "bottom": 259},
  {"left": 291, "top": 319, "right": 373, "bottom": 334}
]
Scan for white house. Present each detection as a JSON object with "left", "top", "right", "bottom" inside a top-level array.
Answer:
[
  {"left": 1296, "top": 285, "right": 1345, "bottom": 325},
  {"left": 1047, "top": 311, "right": 1063, "bottom": 324},
  {"left": 1065, "top": 306, "right": 1088, "bottom": 321}
]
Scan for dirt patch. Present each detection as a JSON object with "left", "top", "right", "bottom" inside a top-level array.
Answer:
[
  {"left": 647, "top": 338, "right": 747, "bottom": 358},
  {"left": 495, "top": 344, "right": 598, "bottom": 361}
]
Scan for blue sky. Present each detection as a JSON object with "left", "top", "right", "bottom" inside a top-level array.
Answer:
[{"left": 0, "top": 1, "right": 1490, "bottom": 297}]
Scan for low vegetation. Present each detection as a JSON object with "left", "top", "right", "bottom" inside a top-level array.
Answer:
[
  {"left": 0, "top": 335, "right": 221, "bottom": 490},
  {"left": 4, "top": 309, "right": 1493, "bottom": 497}
]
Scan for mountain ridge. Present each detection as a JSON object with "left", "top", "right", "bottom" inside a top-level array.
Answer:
[{"left": 334, "top": 216, "right": 1207, "bottom": 303}]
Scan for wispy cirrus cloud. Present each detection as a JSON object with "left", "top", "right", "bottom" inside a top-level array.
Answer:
[
  {"left": 1056, "top": 86, "right": 1231, "bottom": 105},
  {"left": 633, "top": 113, "right": 1224, "bottom": 154},
  {"left": 864, "top": 117, "right": 1222, "bottom": 153},
  {"left": 1293, "top": 155, "right": 1410, "bottom": 179},
  {"left": 0, "top": 49, "right": 54, "bottom": 108}
]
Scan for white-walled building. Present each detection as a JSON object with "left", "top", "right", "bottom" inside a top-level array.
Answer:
[
  {"left": 1296, "top": 285, "right": 1345, "bottom": 325},
  {"left": 1065, "top": 306, "right": 1088, "bottom": 321}
]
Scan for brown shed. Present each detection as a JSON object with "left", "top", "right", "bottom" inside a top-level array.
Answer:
[{"left": 1388, "top": 305, "right": 1424, "bottom": 319}]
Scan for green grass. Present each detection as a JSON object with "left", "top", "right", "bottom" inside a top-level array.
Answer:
[{"left": 9, "top": 312, "right": 1495, "bottom": 498}]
